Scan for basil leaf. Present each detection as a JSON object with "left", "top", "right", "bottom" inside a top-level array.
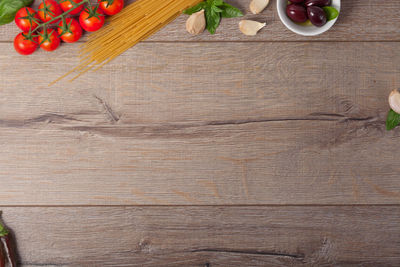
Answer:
[
  {"left": 185, "top": 1, "right": 242, "bottom": 34},
  {"left": 0, "top": 0, "right": 33, "bottom": 25},
  {"left": 220, "top": 3, "right": 243, "bottom": 18},
  {"left": 205, "top": 5, "right": 220, "bottom": 34},
  {"left": 184, "top": 2, "right": 206, "bottom": 15},
  {"left": 213, "top": 0, "right": 224, "bottom": 6},
  {"left": 322, "top": 6, "right": 339, "bottom": 21},
  {"left": 386, "top": 109, "right": 400, "bottom": 130},
  {"left": 211, "top": 5, "right": 223, "bottom": 13}
]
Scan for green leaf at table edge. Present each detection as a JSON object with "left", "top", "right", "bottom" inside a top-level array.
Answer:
[
  {"left": 322, "top": 6, "right": 339, "bottom": 21},
  {"left": 0, "top": 221, "right": 8, "bottom": 237},
  {"left": 386, "top": 109, "right": 400, "bottom": 130},
  {"left": 0, "top": 0, "right": 34, "bottom": 26}
]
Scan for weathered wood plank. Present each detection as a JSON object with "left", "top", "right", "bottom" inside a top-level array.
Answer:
[
  {"left": 0, "top": 42, "right": 399, "bottom": 205},
  {"left": 0, "top": 206, "right": 399, "bottom": 266},
  {"left": 1, "top": 42, "right": 399, "bottom": 123},
  {"left": 0, "top": 0, "right": 399, "bottom": 42}
]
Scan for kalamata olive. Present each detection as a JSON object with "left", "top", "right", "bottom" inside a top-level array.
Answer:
[
  {"left": 286, "top": 4, "right": 308, "bottom": 23},
  {"left": 289, "top": 0, "right": 304, "bottom": 3},
  {"left": 305, "top": 0, "right": 331, "bottom": 7},
  {"left": 307, "top": 6, "right": 327, "bottom": 27}
]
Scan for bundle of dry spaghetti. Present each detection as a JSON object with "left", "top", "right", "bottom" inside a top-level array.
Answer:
[{"left": 54, "top": 0, "right": 202, "bottom": 83}]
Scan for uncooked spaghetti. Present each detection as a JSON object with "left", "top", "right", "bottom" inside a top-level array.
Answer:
[{"left": 54, "top": 0, "right": 202, "bottom": 83}]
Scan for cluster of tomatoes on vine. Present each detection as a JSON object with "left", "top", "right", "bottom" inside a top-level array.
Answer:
[{"left": 14, "top": 0, "right": 124, "bottom": 55}]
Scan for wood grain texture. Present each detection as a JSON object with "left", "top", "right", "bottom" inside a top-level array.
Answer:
[
  {"left": 0, "top": 0, "right": 398, "bottom": 264},
  {"left": 0, "top": 0, "right": 399, "bottom": 42},
  {"left": 0, "top": 42, "right": 399, "bottom": 205},
  {"left": 0, "top": 206, "right": 399, "bottom": 266}
]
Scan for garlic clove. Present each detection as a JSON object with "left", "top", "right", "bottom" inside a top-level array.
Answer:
[
  {"left": 239, "top": 20, "right": 266, "bottom": 36},
  {"left": 250, "top": 0, "right": 270, "bottom": 14},
  {"left": 186, "top": 10, "right": 206, "bottom": 35},
  {"left": 389, "top": 89, "right": 400, "bottom": 114}
]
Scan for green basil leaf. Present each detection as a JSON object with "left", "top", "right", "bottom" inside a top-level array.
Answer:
[
  {"left": 211, "top": 5, "right": 223, "bottom": 13},
  {"left": 183, "top": 2, "right": 206, "bottom": 15},
  {"left": 322, "top": 6, "right": 339, "bottom": 21},
  {"left": 220, "top": 3, "right": 243, "bottom": 18},
  {"left": 187, "top": 1, "right": 242, "bottom": 34},
  {"left": 205, "top": 5, "right": 220, "bottom": 34},
  {"left": 0, "top": 0, "right": 33, "bottom": 25},
  {"left": 213, "top": 0, "right": 224, "bottom": 6},
  {"left": 386, "top": 109, "right": 400, "bottom": 130}
]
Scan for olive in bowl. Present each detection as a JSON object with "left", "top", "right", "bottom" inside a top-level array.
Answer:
[{"left": 277, "top": 0, "right": 340, "bottom": 36}]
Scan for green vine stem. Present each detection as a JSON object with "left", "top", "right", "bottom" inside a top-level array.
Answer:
[{"left": 29, "top": 0, "right": 91, "bottom": 34}]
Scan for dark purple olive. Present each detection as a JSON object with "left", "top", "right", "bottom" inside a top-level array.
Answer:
[
  {"left": 307, "top": 6, "right": 327, "bottom": 27},
  {"left": 286, "top": 4, "right": 308, "bottom": 23},
  {"left": 305, "top": 0, "right": 331, "bottom": 7},
  {"left": 289, "top": 0, "right": 304, "bottom": 3}
]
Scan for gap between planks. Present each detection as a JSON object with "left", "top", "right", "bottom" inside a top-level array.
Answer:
[
  {"left": 1, "top": 40, "right": 399, "bottom": 44},
  {"left": 1, "top": 204, "right": 400, "bottom": 208}
]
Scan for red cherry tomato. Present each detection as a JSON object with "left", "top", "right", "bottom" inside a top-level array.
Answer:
[
  {"left": 38, "top": 29, "right": 61, "bottom": 51},
  {"left": 79, "top": 7, "right": 105, "bottom": 32},
  {"left": 14, "top": 32, "right": 38, "bottom": 55},
  {"left": 15, "top": 7, "right": 41, "bottom": 32},
  {"left": 38, "top": 0, "right": 63, "bottom": 24},
  {"left": 58, "top": 18, "right": 83, "bottom": 43},
  {"left": 60, "top": 0, "right": 84, "bottom": 15},
  {"left": 99, "top": 0, "right": 124, "bottom": 15}
]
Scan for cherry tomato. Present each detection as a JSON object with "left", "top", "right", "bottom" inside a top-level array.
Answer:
[
  {"left": 38, "top": 0, "right": 63, "bottom": 24},
  {"left": 79, "top": 7, "right": 105, "bottom": 32},
  {"left": 15, "top": 7, "right": 41, "bottom": 32},
  {"left": 99, "top": 0, "right": 124, "bottom": 15},
  {"left": 38, "top": 29, "right": 61, "bottom": 51},
  {"left": 14, "top": 32, "right": 38, "bottom": 55},
  {"left": 60, "top": 0, "right": 84, "bottom": 15},
  {"left": 58, "top": 18, "right": 83, "bottom": 43}
]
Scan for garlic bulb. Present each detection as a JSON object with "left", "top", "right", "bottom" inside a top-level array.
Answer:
[
  {"left": 250, "top": 0, "right": 270, "bottom": 14},
  {"left": 389, "top": 90, "right": 400, "bottom": 114},
  {"left": 186, "top": 10, "right": 206, "bottom": 35},
  {"left": 239, "top": 20, "right": 266, "bottom": 36}
]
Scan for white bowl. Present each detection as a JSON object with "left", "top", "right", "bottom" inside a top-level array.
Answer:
[{"left": 277, "top": 0, "right": 340, "bottom": 36}]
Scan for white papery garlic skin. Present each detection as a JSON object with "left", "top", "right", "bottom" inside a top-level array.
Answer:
[
  {"left": 389, "top": 90, "right": 400, "bottom": 114},
  {"left": 186, "top": 10, "right": 206, "bottom": 35},
  {"left": 250, "top": 0, "right": 270, "bottom": 14},
  {"left": 239, "top": 20, "right": 266, "bottom": 36}
]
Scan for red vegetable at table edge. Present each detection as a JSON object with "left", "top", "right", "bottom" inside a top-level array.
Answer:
[
  {"left": 0, "top": 220, "right": 16, "bottom": 267},
  {"left": 60, "top": 0, "right": 84, "bottom": 15},
  {"left": 79, "top": 6, "right": 105, "bottom": 32},
  {"left": 38, "top": 0, "right": 63, "bottom": 24},
  {"left": 99, "top": 0, "right": 124, "bottom": 16},
  {"left": 38, "top": 28, "right": 61, "bottom": 51},
  {"left": 12, "top": 0, "right": 124, "bottom": 55},
  {"left": 58, "top": 17, "right": 82, "bottom": 43},
  {"left": 14, "top": 32, "right": 38, "bottom": 55},
  {"left": 15, "top": 7, "right": 41, "bottom": 32}
]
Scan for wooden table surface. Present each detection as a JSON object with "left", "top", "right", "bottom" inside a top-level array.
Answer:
[{"left": 0, "top": 0, "right": 400, "bottom": 266}]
